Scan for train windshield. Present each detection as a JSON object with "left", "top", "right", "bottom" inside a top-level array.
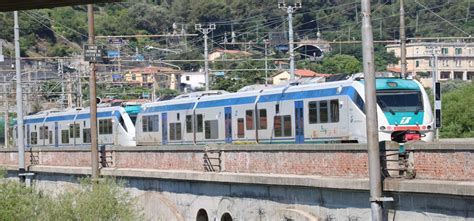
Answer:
[{"left": 376, "top": 90, "right": 423, "bottom": 113}]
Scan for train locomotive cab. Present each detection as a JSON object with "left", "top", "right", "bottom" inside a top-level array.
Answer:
[{"left": 375, "top": 79, "right": 434, "bottom": 143}]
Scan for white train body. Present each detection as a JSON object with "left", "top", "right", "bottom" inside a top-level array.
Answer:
[
  {"left": 19, "top": 106, "right": 135, "bottom": 148},
  {"left": 136, "top": 77, "right": 434, "bottom": 145}
]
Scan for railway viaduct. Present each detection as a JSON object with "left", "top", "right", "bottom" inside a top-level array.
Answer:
[{"left": 1, "top": 141, "right": 473, "bottom": 221}]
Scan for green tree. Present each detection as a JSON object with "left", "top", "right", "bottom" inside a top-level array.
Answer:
[
  {"left": 440, "top": 82, "right": 474, "bottom": 138},
  {"left": 316, "top": 54, "right": 362, "bottom": 74}
]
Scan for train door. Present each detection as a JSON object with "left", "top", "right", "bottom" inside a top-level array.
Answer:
[
  {"left": 294, "top": 100, "right": 304, "bottom": 144},
  {"left": 162, "top": 113, "right": 168, "bottom": 145},
  {"left": 224, "top": 107, "right": 232, "bottom": 143},
  {"left": 54, "top": 122, "right": 59, "bottom": 147}
]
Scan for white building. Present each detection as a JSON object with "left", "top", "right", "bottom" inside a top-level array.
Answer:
[{"left": 180, "top": 71, "right": 205, "bottom": 91}]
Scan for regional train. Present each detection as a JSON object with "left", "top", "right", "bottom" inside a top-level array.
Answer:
[
  {"left": 16, "top": 74, "right": 434, "bottom": 147},
  {"left": 135, "top": 75, "right": 434, "bottom": 145},
  {"left": 18, "top": 106, "right": 136, "bottom": 148}
]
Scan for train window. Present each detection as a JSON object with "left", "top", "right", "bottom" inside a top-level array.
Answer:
[
  {"left": 330, "top": 100, "right": 340, "bottom": 123},
  {"left": 39, "top": 126, "right": 49, "bottom": 140},
  {"left": 142, "top": 115, "right": 159, "bottom": 132},
  {"left": 177, "top": 113, "right": 180, "bottom": 121},
  {"left": 237, "top": 118, "right": 245, "bottom": 138},
  {"left": 118, "top": 115, "right": 128, "bottom": 133},
  {"left": 48, "top": 131, "right": 52, "bottom": 144},
  {"left": 274, "top": 115, "right": 292, "bottom": 137},
  {"left": 186, "top": 115, "right": 193, "bottom": 133},
  {"left": 246, "top": 110, "right": 254, "bottom": 130},
  {"left": 169, "top": 123, "right": 182, "bottom": 140},
  {"left": 320, "top": 101, "right": 329, "bottom": 123},
  {"left": 83, "top": 128, "right": 91, "bottom": 143},
  {"left": 308, "top": 101, "right": 318, "bottom": 124},
  {"left": 61, "top": 130, "right": 69, "bottom": 144},
  {"left": 283, "top": 115, "right": 292, "bottom": 136},
  {"left": 196, "top": 114, "right": 204, "bottom": 132},
  {"left": 30, "top": 132, "right": 38, "bottom": 145},
  {"left": 205, "top": 120, "right": 219, "bottom": 139},
  {"left": 99, "top": 119, "right": 113, "bottom": 135},
  {"left": 258, "top": 109, "right": 267, "bottom": 129},
  {"left": 275, "top": 104, "right": 280, "bottom": 114},
  {"left": 69, "top": 124, "right": 80, "bottom": 138}
]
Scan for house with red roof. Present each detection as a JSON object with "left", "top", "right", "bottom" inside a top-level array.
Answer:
[{"left": 271, "top": 69, "right": 331, "bottom": 85}]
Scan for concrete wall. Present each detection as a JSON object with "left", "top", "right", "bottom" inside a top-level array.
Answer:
[{"left": 6, "top": 169, "right": 473, "bottom": 221}]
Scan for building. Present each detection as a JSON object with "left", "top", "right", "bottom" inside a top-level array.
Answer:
[
  {"left": 386, "top": 41, "right": 474, "bottom": 85},
  {"left": 272, "top": 69, "right": 331, "bottom": 85},
  {"left": 208, "top": 49, "right": 252, "bottom": 61},
  {"left": 180, "top": 71, "right": 205, "bottom": 92},
  {"left": 124, "top": 66, "right": 181, "bottom": 90}
]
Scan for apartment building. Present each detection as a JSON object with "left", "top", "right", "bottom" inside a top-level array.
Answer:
[{"left": 386, "top": 42, "right": 474, "bottom": 83}]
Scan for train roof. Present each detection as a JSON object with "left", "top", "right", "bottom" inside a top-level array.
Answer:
[{"left": 24, "top": 106, "right": 126, "bottom": 121}]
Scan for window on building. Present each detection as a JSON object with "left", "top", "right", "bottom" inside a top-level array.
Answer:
[
  {"left": 416, "top": 60, "right": 420, "bottom": 67},
  {"left": 69, "top": 124, "right": 80, "bottom": 138},
  {"left": 186, "top": 76, "right": 190, "bottom": 81},
  {"left": 30, "top": 132, "right": 38, "bottom": 145},
  {"left": 415, "top": 48, "right": 419, "bottom": 54},
  {"left": 204, "top": 120, "right": 219, "bottom": 139},
  {"left": 83, "top": 128, "right": 91, "bottom": 143},
  {"left": 455, "top": 59, "right": 462, "bottom": 67},
  {"left": 196, "top": 114, "right": 203, "bottom": 132},
  {"left": 246, "top": 110, "right": 254, "bottom": 130},
  {"left": 132, "top": 74, "right": 136, "bottom": 81},
  {"left": 429, "top": 59, "right": 432, "bottom": 67},
  {"left": 258, "top": 109, "right": 267, "bottom": 130},
  {"left": 237, "top": 118, "right": 245, "bottom": 138},
  {"left": 443, "top": 59, "right": 449, "bottom": 67},
  {"left": 455, "top": 48, "right": 462, "bottom": 55},
  {"left": 441, "top": 48, "right": 449, "bottom": 54},
  {"left": 142, "top": 115, "right": 159, "bottom": 132},
  {"left": 441, "top": 72, "right": 450, "bottom": 79},
  {"left": 274, "top": 115, "right": 292, "bottom": 137},
  {"left": 39, "top": 126, "right": 48, "bottom": 140},
  {"left": 470, "top": 60, "right": 474, "bottom": 67},
  {"left": 99, "top": 119, "right": 113, "bottom": 134},
  {"left": 61, "top": 130, "right": 69, "bottom": 144},
  {"left": 186, "top": 115, "right": 193, "bottom": 133}
]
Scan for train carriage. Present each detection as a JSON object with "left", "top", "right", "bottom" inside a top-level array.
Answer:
[
  {"left": 20, "top": 106, "right": 135, "bottom": 148},
  {"left": 136, "top": 75, "right": 434, "bottom": 145}
]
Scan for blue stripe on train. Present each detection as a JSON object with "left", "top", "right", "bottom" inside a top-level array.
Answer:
[{"left": 25, "top": 111, "right": 121, "bottom": 124}]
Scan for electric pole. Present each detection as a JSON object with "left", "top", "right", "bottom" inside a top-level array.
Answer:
[
  {"left": 195, "top": 23, "right": 215, "bottom": 91},
  {"left": 361, "top": 0, "right": 384, "bottom": 220},
  {"left": 88, "top": 4, "right": 99, "bottom": 180},
  {"left": 59, "top": 59, "right": 65, "bottom": 109},
  {"left": 400, "top": 0, "right": 407, "bottom": 78},
  {"left": 3, "top": 76, "right": 8, "bottom": 149},
  {"left": 278, "top": 1, "right": 301, "bottom": 80},
  {"left": 14, "top": 11, "right": 26, "bottom": 182},
  {"left": 264, "top": 40, "right": 269, "bottom": 86}
]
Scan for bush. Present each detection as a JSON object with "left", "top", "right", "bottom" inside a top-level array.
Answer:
[{"left": 0, "top": 177, "right": 143, "bottom": 221}]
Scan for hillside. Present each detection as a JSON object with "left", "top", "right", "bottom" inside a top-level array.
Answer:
[{"left": 0, "top": 0, "right": 471, "bottom": 57}]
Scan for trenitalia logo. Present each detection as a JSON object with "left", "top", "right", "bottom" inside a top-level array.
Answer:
[{"left": 400, "top": 117, "right": 412, "bottom": 125}]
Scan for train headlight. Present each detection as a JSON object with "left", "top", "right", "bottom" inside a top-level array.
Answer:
[{"left": 379, "top": 126, "right": 386, "bottom": 131}]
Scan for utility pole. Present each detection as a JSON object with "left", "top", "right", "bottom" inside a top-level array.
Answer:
[
  {"left": 429, "top": 47, "right": 440, "bottom": 141},
  {"left": 195, "top": 23, "right": 215, "bottom": 91},
  {"left": 278, "top": 1, "right": 301, "bottom": 80},
  {"left": 59, "top": 59, "right": 65, "bottom": 109},
  {"left": 14, "top": 11, "right": 26, "bottom": 182},
  {"left": 3, "top": 76, "right": 8, "bottom": 149},
  {"left": 264, "top": 40, "right": 268, "bottom": 86},
  {"left": 361, "top": 0, "right": 383, "bottom": 220},
  {"left": 400, "top": 0, "right": 407, "bottom": 79},
  {"left": 87, "top": 4, "right": 99, "bottom": 180}
]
